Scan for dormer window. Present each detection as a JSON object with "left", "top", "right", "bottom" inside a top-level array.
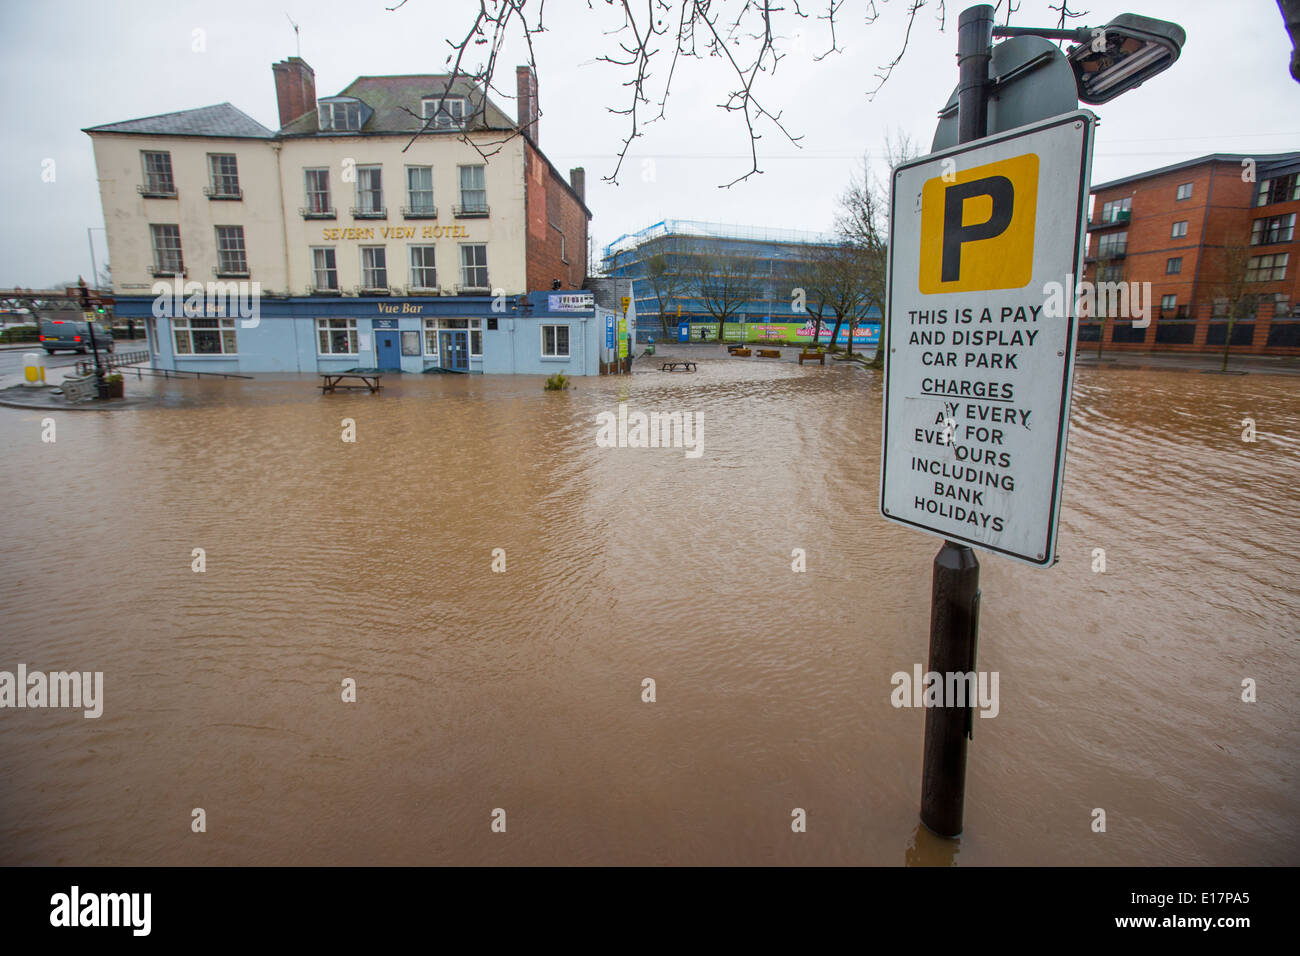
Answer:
[
  {"left": 319, "top": 99, "right": 362, "bottom": 132},
  {"left": 421, "top": 97, "right": 466, "bottom": 130}
]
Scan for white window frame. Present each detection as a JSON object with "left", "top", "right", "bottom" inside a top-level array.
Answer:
[
  {"left": 141, "top": 150, "right": 175, "bottom": 194},
  {"left": 311, "top": 247, "right": 338, "bottom": 291},
  {"left": 459, "top": 243, "right": 488, "bottom": 290},
  {"left": 305, "top": 168, "right": 332, "bottom": 214},
  {"left": 356, "top": 166, "right": 384, "bottom": 215},
  {"left": 409, "top": 245, "right": 437, "bottom": 290},
  {"left": 1170, "top": 220, "right": 1188, "bottom": 239},
  {"left": 1175, "top": 182, "right": 1193, "bottom": 201},
  {"left": 421, "top": 97, "right": 466, "bottom": 129},
  {"left": 458, "top": 165, "right": 487, "bottom": 213},
  {"left": 317, "top": 318, "right": 358, "bottom": 355},
  {"left": 470, "top": 318, "right": 482, "bottom": 357},
  {"left": 1161, "top": 294, "right": 1177, "bottom": 311},
  {"left": 150, "top": 224, "right": 183, "bottom": 274},
  {"left": 406, "top": 165, "right": 434, "bottom": 215},
  {"left": 422, "top": 318, "right": 440, "bottom": 359},
  {"left": 319, "top": 101, "right": 361, "bottom": 131},
  {"left": 208, "top": 154, "right": 240, "bottom": 196},
  {"left": 215, "top": 226, "right": 248, "bottom": 276},
  {"left": 173, "top": 316, "right": 236, "bottom": 355},
  {"left": 361, "top": 246, "right": 388, "bottom": 290},
  {"left": 1165, "top": 256, "right": 1182, "bottom": 275},
  {"left": 541, "top": 323, "right": 570, "bottom": 358}
]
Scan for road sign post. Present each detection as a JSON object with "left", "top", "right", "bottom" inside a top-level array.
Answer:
[{"left": 882, "top": 3, "right": 1096, "bottom": 837}]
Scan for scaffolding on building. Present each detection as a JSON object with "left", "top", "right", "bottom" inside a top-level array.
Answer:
[{"left": 602, "top": 219, "right": 838, "bottom": 260}]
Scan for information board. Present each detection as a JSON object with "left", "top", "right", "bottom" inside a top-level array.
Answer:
[{"left": 880, "top": 111, "right": 1095, "bottom": 567}]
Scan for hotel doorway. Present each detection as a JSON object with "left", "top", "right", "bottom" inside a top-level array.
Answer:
[
  {"left": 375, "top": 328, "right": 402, "bottom": 370},
  {"left": 439, "top": 329, "right": 468, "bottom": 371}
]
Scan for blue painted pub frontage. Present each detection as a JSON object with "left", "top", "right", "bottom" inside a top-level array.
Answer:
[{"left": 114, "top": 290, "right": 618, "bottom": 377}]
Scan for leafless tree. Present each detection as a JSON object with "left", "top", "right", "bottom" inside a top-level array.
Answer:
[
  {"left": 395, "top": 1, "right": 1076, "bottom": 188},
  {"left": 1210, "top": 241, "right": 1261, "bottom": 373},
  {"left": 644, "top": 250, "right": 686, "bottom": 338},
  {"left": 834, "top": 132, "right": 917, "bottom": 365},
  {"left": 692, "top": 243, "right": 760, "bottom": 341},
  {"left": 791, "top": 247, "right": 835, "bottom": 345}
]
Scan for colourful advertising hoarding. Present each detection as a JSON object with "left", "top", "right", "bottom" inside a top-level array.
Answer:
[{"left": 680, "top": 320, "right": 880, "bottom": 345}]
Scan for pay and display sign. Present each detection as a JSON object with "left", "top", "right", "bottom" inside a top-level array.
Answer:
[{"left": 880, "top": 111, "right": 1095, "bottom": 567}]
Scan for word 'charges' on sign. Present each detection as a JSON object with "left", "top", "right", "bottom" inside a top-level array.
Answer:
[{"left": 880, "top": 111, "right": 1096, "bottom": 567}]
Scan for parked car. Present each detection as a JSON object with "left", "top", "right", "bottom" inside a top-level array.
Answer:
[{"left": 39, "top": 318, "right": 115, "bottom": 355}]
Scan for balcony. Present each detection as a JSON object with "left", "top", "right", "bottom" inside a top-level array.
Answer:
[
  {"left": 453, "top": 203, "right": 490, "bottom": 219},
  {"left": 138, "top": 183, "right": 177, "bottom": 199},
  {"left": 402, "top": 205, "right": 438, "bottom": 219},
  {"left": 1085, "top": 246, "right": 1127, "bottom": 263},
  {"left": 203, "top": 185, "right": 244, "bottom": 201},
  {"left": 300, "top": 206, "right": 336, "bottom": 220},
  {"left": 1088, "top": 211, "right": 1130, "bottom": 229},
  {"left": 350, "top": 205, "right": 387, "bottom": 220}
]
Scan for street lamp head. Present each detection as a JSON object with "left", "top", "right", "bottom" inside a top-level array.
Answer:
[{"left": 1067, "top": 13, "right": 1186, "bottom": 104}]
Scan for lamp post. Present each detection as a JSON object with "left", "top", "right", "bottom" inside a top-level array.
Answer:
[
  {"left": 918, "top": 4, "right": 1184, "bottom": 839},
  {"left": 77, "top": 276, "right": 107, "bottom": 399}
]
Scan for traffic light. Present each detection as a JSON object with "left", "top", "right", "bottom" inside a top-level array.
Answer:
[{"left": 77, "top": 278, "right": 91, "bottom": 310}]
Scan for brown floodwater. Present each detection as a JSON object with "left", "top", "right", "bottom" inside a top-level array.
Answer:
[{"left": 1, "top": 356, "right": 1297, "bottom": 865}]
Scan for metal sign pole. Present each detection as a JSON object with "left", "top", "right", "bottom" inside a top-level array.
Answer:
[{"left": 919, "top": 2, "right": 991, "bottom": 839}]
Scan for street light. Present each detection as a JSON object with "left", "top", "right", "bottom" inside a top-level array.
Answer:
[
  {"left": 933, "top": 9, "right": 1186, "bottom": 150},
  {"left": 1064, "top": 14, "right": 1187, "bottom": 104}
]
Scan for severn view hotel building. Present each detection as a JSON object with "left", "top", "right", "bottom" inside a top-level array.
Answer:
[{"left": 84, "top": 58, "right": 629, "bottom": 375}]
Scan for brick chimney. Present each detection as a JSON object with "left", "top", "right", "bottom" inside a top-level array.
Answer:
[
  {"left": 516, "top": 65, "right": 538, "bottom": 143},
  {"left": 272, "top": 57, "right": 316, "bottom": 128},
  {"left": 569, "top": 168, "right": 585, "bottom": 204}
]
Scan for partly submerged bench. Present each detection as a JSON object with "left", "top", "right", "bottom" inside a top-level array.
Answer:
[
  {"left": 320, "top": 371, "right": 383, "bottom": 393},
  {"left": 756, "top": 349, "right": 781, "bottom": 359},
  {"left": 660, "top": 361, "right": 697, "bottom": 372},
  {"left": 798, "top": 351, "right": 825, "bottom": 365}
]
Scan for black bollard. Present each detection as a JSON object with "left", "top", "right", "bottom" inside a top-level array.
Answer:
[{"left": 920, "top": 541, "right": 981, "bottom": 836}]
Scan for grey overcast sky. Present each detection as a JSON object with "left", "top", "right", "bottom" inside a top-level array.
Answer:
[{"left": 1, "top": 0, "right": 1296, "bottom": 288}]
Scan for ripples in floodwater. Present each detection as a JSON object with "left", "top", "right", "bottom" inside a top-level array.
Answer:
[{"left": 0, "top": 359, "right": 1296, "bottom": 865}]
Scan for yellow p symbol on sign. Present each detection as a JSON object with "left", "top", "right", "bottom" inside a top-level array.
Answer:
[{"left": 919, "top": 153, "right": 1039, "bottom": 293}]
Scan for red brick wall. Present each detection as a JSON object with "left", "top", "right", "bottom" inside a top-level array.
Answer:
[{"left": 524, "top": 140, "right": 589, "bottom": 290}]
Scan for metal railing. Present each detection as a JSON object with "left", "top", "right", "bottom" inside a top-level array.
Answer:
[{"left": 74, "top": 349, "right": 150, "bottom": 374}]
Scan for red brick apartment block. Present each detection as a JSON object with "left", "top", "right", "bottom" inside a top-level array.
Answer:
[{"left": 1082, "top": 152, "right": 1300, "bottom": 355}]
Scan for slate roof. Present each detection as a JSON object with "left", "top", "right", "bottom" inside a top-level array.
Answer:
[
  {"left": 83, "top": 102, "right": 275, "bottom": 139},
  {"left": 1091, "top": 151, "right": 1300, "bottom": 193},
  {"left": 277, "top": 74, "right": 516, "bottom": 136}
]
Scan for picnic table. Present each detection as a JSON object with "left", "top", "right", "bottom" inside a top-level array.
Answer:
[
  {"left": 660, "top": 361, "right": 697, "bottom": 372},
  {"left": 319, "top": 371, "right": 383, "bottom": 393}
]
